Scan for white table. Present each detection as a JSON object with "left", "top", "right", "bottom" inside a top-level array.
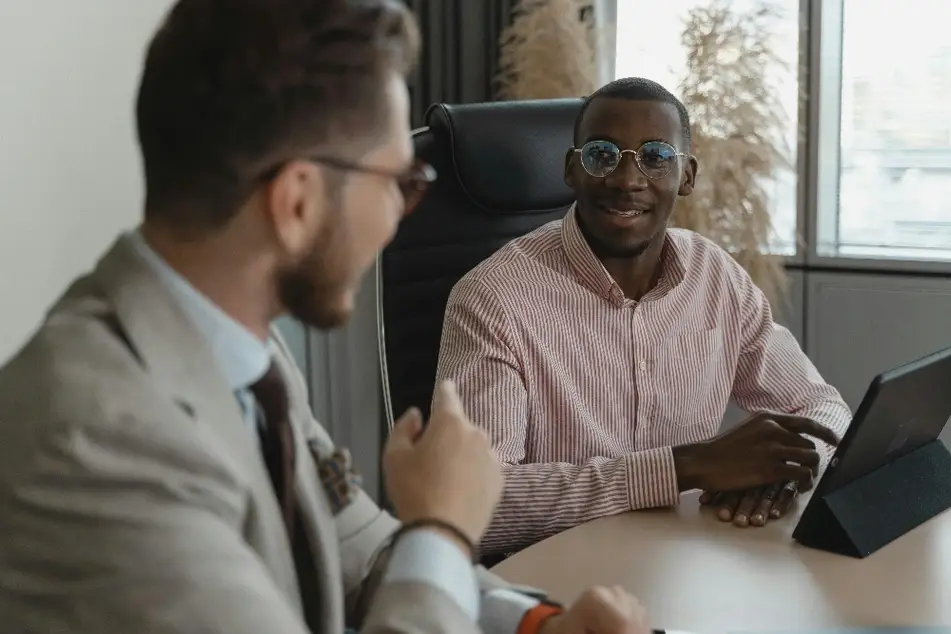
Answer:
[{"left": 492, "top": 492, "right": 951, "bottom": 632}]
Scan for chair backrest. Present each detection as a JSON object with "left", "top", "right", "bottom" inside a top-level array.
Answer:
[{"left": 376, "top": 98, "right": 583, "bottom": 425}]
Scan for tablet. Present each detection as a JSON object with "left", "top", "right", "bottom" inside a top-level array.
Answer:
[{"left": 793, "top": 345, "right": 951, "bottom": 552}]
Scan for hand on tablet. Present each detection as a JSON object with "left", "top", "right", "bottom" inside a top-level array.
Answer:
[
  {"left": 671, "top": 411, "right": 839, "bottom": 495},
  {"left": 541, "top": 586, "right": 650, "bottom": 634}
]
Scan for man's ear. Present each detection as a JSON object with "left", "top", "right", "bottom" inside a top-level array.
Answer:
[
  {"left": 265, "top": 160, "right": 326, "bottom": 257},
  {"left": 678, "top": 155, "right": 698, "bottom": 197},
  {"left": 564, "top": 147, "right": 576, "bottom": 188}
]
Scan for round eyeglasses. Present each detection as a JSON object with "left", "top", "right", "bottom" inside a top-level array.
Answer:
[{"left": 573, "top": 140, "right": 690, "bottom": 180}]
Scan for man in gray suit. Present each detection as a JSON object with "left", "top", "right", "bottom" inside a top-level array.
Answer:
[{"left": 0, "top": 0, "right": 650, "bottom": 633}]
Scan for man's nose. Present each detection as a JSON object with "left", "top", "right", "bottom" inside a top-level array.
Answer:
[{"left": 606, "top": 153, "right": 648, "bottom": 191}]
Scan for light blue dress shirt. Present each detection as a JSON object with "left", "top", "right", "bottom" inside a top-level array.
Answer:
[{"left": 128, "top": 232, "right": 541, "bottom": 630}]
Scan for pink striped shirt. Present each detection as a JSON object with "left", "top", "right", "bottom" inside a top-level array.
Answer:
[{"left": 435, "top": 207, "right": 851, "bottom": 556}]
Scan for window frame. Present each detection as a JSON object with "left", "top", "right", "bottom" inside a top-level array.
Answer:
[{"left": 802, "top": 0, "right": 951, "bottom": 273}]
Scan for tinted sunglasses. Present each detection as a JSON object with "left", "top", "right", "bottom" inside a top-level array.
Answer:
[
  {"left": 573, "top": 140, "right": 690, "bottom": 179},
  {"left": 262, "top": 157, "right": 437, "bottom": 216}
]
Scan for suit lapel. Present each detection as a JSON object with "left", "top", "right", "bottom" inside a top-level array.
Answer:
[{"left": 90, "top": 236, "right": 302, "bottom": 609}]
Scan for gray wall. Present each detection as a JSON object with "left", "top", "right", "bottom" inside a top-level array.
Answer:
[
  {"left": 279, "top": 267, "right": 951, "bottom": 502},
  {"left": 804, "top": 271, "right": 951, "bottom": 445}
]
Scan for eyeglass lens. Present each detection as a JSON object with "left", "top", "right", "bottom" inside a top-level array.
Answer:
[
  {"left": 579, "top": 140, "right": 678, "bottom": 179},
  {"left": 398, "top": 160, "right": 437, "bottom": 215}
]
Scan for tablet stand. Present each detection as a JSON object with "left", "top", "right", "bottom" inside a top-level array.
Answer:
[{"left": 793, "top": 439, "right": 951, "bottom": 558}]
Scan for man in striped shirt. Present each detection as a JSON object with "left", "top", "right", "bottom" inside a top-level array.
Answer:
[{"left": 435, "top": 77, "right": 851, "bottom": 558}]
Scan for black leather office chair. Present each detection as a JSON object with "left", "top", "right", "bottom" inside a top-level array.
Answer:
[{"left": 376, "top": 99, "right": 583, "bottom": 428}]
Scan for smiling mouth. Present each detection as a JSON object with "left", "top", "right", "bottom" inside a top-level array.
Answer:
[{"left": 601, "top": 204, "right": 651, "bottom": 218}]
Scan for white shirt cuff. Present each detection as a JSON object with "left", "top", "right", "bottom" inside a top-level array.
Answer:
[
  {"left": 481, "top": 588, "right": 541, "bottom": 634},
  {"left": 383, "top": 528, "right": 479, "bottom": 620}
]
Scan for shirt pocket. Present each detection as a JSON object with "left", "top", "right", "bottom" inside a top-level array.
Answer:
[{"left": 653, "top": 329, "right": 730, "bottom": 430}]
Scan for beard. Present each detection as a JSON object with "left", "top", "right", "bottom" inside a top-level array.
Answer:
[
  {"left": 277, "top": 220, "right": 355, "bottom": 331},
  {"left": 575, "top": 203, "right": 656, "bottom": 259},
  {"left": 577, "top": 216, "right": 654, "bottom": 258}
]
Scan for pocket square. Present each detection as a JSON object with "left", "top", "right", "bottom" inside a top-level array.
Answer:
[{"left": 314, "top": 445, "right": 363, "bottom": 514}]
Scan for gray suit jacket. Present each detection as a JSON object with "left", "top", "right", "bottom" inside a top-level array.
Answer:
[{"left": 0, "top": 237, "right": 516, "bottom": 633}]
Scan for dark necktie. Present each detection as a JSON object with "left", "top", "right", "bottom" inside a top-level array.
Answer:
[
  {"left": 250, "top": 362, "right": 322, "bottom": 629},
  {"left": 249, "top": 362, "right": 297, "bottom": 542}
]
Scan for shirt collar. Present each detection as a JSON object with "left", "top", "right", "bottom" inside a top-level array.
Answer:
[
  {"left": 127, "top": 230, "right": 271, "bottom": 392},
  {"left": 561, "top": 204, "right": 686, "bottom": 304}
]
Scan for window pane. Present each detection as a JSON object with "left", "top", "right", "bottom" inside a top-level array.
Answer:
[
  {"left": 836, "top": 0, "right": 951, "bottom": 261},
  {"left": 614, "top": 0, "right": 800, "bottom": 255}
]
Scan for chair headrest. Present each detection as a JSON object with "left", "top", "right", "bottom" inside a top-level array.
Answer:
[{"left": 424, "top": 99, "right": 582, "bottom": 213}]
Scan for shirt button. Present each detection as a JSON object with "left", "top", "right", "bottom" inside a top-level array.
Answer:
[{"left": 639, "top": 360, "right": 648, "bottom": 370}]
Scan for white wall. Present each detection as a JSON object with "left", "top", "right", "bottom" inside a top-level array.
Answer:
[{"left": 0, "top": 1, "right": 173, "bottom": 362}]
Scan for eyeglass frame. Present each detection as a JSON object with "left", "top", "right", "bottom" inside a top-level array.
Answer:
[
  {"left": 260, "top": 156, "right": 437, "bottom": 215},
  {"left": 572, "top": 139, "right": 694, "bottom": 180}
]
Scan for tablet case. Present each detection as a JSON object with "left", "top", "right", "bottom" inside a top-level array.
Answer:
[{"left": 792, "top": 439, "right": 951, "bottom": 558}]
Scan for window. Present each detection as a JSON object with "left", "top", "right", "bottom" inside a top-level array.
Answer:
[
  {"left": 614, "top": 0, "right": 800, "bottom": 255},
  {"left": 824, "top": 0, "right": 951, "bottom": 261}
]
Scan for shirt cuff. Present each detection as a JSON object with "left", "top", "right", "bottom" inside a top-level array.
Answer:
[
  {"left": 627, "top": 447, "right": 680, "bottom": 509},
  {"left": 383, "top": 528, "right": 479, "bottom": 620},
  {"left": 481, "top": 588, "right": 541, "bottom": 634}
]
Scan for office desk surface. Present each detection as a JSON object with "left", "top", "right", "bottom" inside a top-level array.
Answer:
[{"left": 491, "top": 492, "right": 951, "bottom": 633}]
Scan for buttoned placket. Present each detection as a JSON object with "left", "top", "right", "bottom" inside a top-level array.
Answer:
[{"left": 629, "top": 298, "right": 653, "bottom": 451}]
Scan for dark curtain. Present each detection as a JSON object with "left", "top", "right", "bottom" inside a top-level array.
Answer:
[
  {"left": 404, "top": 0, "right": 517, "bottom": 125},
  {"left": 376, "top": 0, "right": 514, "bottom": 507}
]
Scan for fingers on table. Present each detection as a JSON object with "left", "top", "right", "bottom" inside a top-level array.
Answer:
[
  {"left": 733, "top": 488, "right": 769, "bottom": 527},
  {"left": 770, "top": 483, "right": 796, "bottom": 519},
  {"left": 751, "top": 483, "right": 788, "bottom": 525},
  {"left": 716, "top": 492, "right": 741, "bottom": 522},
  {"left": 712, "top": 481, "right": 800, "bottom": 526},
  {"left": 716, "top": 486, "right": 781, "bottom": 527}
]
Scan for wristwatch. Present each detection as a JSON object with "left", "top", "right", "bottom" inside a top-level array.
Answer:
[{"left": 518, "top": 599, "right": 564, "bottom": 634}]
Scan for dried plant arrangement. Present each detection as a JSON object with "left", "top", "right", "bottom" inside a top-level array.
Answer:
[
  {"left": 496, "top": 0, "right": 602, "bottom": 100},
  {"left": 675, "top": 0, "right": 795, "bottom": 310}
]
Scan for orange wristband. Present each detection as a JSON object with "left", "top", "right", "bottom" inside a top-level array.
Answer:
[{"left": 517, "top": 603, "right": 564, "bottom": 634}]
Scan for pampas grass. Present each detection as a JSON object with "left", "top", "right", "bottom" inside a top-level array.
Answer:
[
  {"left": 675, "top": 0, "right": 794, "bottom": 309},
  {"left": 497, "top": 0, "right": 601, "bottom": 99}
]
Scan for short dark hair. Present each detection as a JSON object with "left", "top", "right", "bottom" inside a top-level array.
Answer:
[
  {"left": 136, "top": 0, "right": 419, "bottom": 231},
  {"left": 573, "top": 77, "right": 692, "bottom": 149}
]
